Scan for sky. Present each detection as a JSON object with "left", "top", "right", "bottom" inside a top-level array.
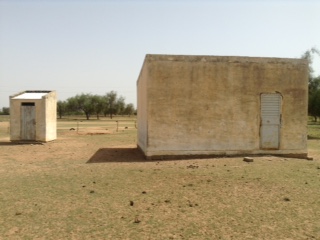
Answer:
[{"left": 0, "top": 0, "right": 320, "bottom": 108}]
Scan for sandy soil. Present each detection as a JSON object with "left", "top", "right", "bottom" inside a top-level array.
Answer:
[
  {"left": 1, "top": 120, "right": 319, "bottom": 164},
  {"left": 1, "top": 121, "right": 320, "bottom": 239}
]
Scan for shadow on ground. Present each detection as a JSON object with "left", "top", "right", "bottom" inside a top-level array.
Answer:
[
  {"left": 0, "top": 141, "right": 44, "bottom": 146},
  {"left": 308, "top": 135, "right": 320, "bottom": 140},
  {"left": 87, "top": 147, "right": 146, "bottom": 163}
]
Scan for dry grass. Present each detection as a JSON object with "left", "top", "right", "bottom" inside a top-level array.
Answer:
[
  {"left": 0, "top": 117, "right": 319, "bottom": 239},
  {"left": 308, "top": 122, "right": 320, "bottom": 139}
]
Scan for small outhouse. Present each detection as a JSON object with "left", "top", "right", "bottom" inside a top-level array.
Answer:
[
  {"left": 137, "top": 54, "right": 309, "bottom": 159},
  {"left": 10, "top": 90, "right": 57, "bottom": 142}
]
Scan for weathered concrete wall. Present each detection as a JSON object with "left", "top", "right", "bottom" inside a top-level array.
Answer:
[
  {"left": 137, "top": 55, "right": 308, "bottom": 159},
  {"left": 44, "top": 91, "right": 57, "bottom": 141},
  {"left": 10, "top": 91, "right": 57, "bottom": 142},
  {"left": 9, "top": 92, "right": 21, "bottom": 141},
  {"left": 137, "top": 59, "right": 149, "bottom": 153},
  {"left": 10, "top": 96, "right": 41, "bottom": 141}
]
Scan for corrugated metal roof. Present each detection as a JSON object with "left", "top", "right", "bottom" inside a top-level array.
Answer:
[{"left": 12, "top": 92, "right": 48, "bottom": 99}]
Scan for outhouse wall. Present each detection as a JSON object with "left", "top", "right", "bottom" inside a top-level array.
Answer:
[
  {"left": 44, "top": 91, "right": 57, "bottom": 141},
  {"left": 137, "top": 55, "right": 308, "bottom": 159},
  {"left": 10, "top": 91, "right": 57, "bottom": 142}
]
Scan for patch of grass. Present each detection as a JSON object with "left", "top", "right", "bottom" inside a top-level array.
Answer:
[
  {"left": 308, "top": 123, "right": 320, "bottom": 139},
  {"left": 0, "top": 114, "right": 10, "bottom": 122}
]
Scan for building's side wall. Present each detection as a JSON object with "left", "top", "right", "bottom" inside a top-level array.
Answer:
[
  {"left": 44, "top": 91, "right": 57, "bottom": 141},
  {"left": 143, "top": 55, "right": 308, "bottom": 158},
  {"left": 137, "top": 61, "right": 149, "bottom": 153},
  {"left": 9, "top": 97, "right": 21, "bottom": 141},
  {"left": 9, "top": 92, "right": 24, "bottom": 140},
  {"left": 36, "top": 99, "right": 46, "bottom": 141}
]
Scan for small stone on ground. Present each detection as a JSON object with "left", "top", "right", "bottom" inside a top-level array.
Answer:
[{"left": 243, "top": 157, "right": 254, "bottom": 162}]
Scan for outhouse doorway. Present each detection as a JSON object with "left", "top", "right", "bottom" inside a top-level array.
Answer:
[
  {"left": 21, "top": 102, "right": 36, "bottom": 140},
  {"left": 260, "top": 93, "right": 282, "bottom": 149}
]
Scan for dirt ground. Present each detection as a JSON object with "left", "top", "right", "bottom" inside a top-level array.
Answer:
[
  {"left": 1, "top": 119, "right": 319, "bottom": 164},
  {"left": 0, "top": 120, "right": 140, "bottom": 164},
  {"left": 0, "top": 120, "right": 320, "bottom": 239}
]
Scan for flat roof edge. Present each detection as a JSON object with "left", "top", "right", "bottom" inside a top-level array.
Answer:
[
  {"left": 144, "top": 54, "right": 307, "bottom": 64},
  {"left": 10, "top": 90, "right": 55, "bottom": 100}
]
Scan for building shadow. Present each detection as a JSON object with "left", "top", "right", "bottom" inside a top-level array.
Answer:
[
  {"left": 0, "top": 141, "right": 44, "bottom": 146},
  {"left": 87, "top": 147, "right": 147, "bottom": 163},
  {"left": 307, "top": 135, "right": 320, "bottom": 140},
  {"left": 0, "top": 141, "right": 16, "bottom": 146}
]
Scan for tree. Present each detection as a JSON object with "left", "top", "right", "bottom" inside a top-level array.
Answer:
[
  {"left": 91, "top": 95, "right": 104, "bottom": 119},
  {"left": 57, "top": 100, "right": 67, "bottom": 119},
  {"left": 0, "top": 107, "right": 9, "bottom": 115},
  {"left": 115, "top": 96, "right": 126, "bottom": 115},
  {"left": 308, "top": 76, "right": 320, "bottom": 122},
  {"left": 67, "top": 94, "right": 95, "bottom": 120},
  {"left": 57, "top": 91, "right": 134, "bottom": 119},
  {"left": 302, "top": 48, "right": 320, "bottom": 121},
  {"left": 105, "top": 91, "right": 117, "bottom": 119},
  {"left": 309, "top": 76, "right": 320, "bottom": 94},
  {"left": 309, "top": 88, "right": 320, "bottom": 122},
  {"left": 301, "top": 48, "right": 319, "bottom": 74},
  {"left": 123, "top": 103, "right": 135, "bottom": 116}
]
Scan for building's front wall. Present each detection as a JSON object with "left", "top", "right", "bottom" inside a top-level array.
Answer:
[
  {"left": 10, "top": 98, "right": 42, "bottom": 141},
  {"left": 10, "top": 91, "right": 57, "bottom": 142},
  {"left": 138, "top": 55, "right": 308, "bottom": 159}
]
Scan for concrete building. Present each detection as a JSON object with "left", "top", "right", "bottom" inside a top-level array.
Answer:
[
  {"left": 10, "top": 90, "right": 57, "bottom": 142},
  {"left": 137, "top": 54, "right": 308, "bottom": 159}
]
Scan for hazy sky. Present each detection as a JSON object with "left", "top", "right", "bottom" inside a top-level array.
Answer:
[{"left": 0, "top": 0, "right": 319, "bottom": 108}]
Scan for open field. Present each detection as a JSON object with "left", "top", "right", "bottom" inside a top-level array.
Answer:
[{"left": 0, "top": 116, "right": 319, "bottom": 239}]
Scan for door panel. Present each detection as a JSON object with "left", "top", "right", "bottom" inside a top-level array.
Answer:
[
  {"left": 260, "top": 93, "right": 281, "bottom": 149},
  {"left": 21, "top": 104, "right": 36, "bottom": 140},
  {"left": 260, "top": 125, "right": 280, "bottom": 149}
]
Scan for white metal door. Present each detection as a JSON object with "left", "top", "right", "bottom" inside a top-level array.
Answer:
[
  {"left": 260, "top": 93, "right": 282, "bottom": 149},
  {"left": 21, "top": 103, "right": 36, "bottom": 140}
]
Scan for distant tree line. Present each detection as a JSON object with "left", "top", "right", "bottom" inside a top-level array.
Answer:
[
  {"left": 0, "top": 107, "right": 9, "bottom": 115},
  {"left": 302, "top": 48, "right": 320, "bottom": 122},
  {"left": 57, "top": 91, "right": 136, "bottom": 120}
]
